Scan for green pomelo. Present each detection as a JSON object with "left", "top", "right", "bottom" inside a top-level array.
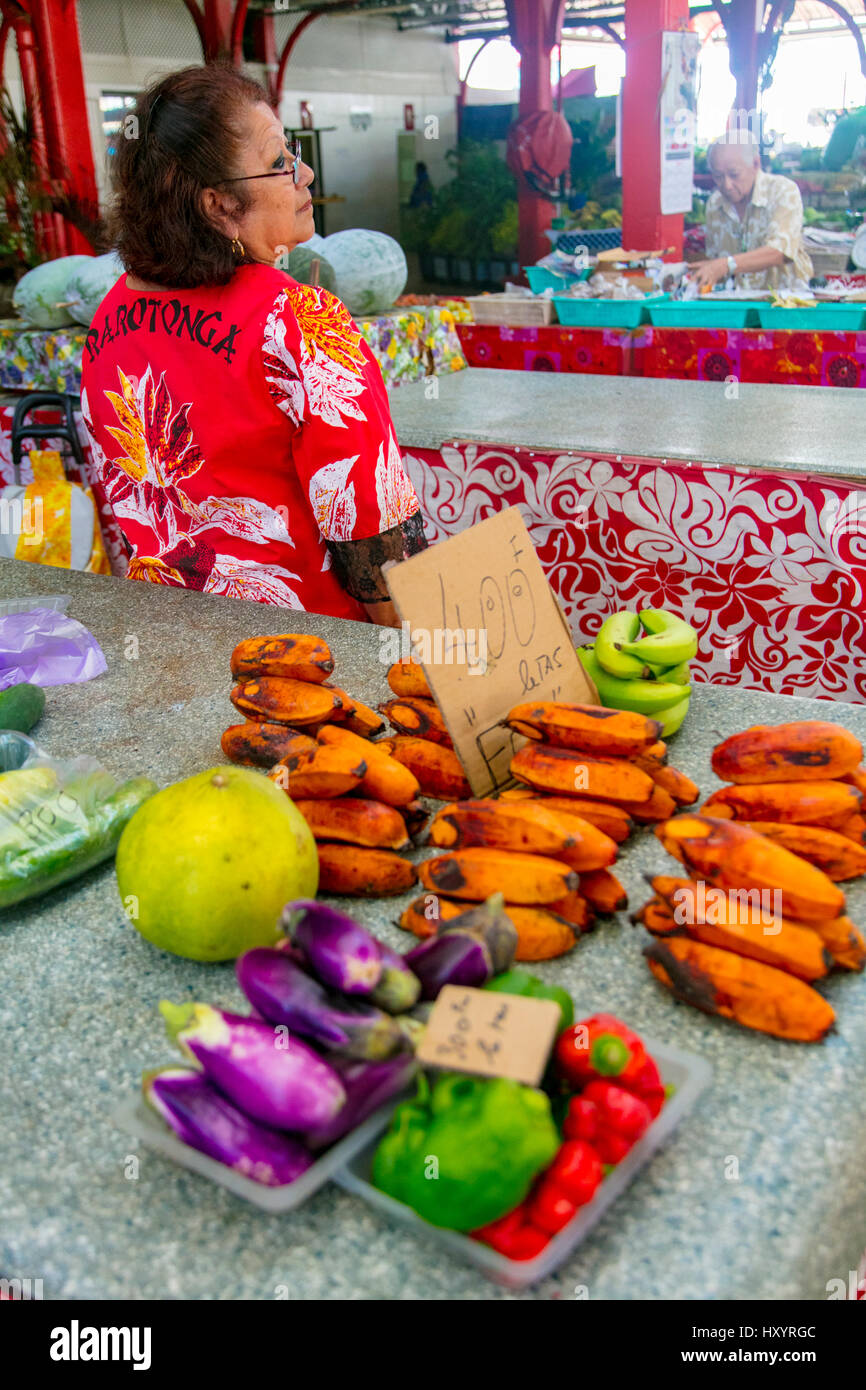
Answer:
[
  {"left": 287, "top": 244, "right": 337, "bottom": 293},
  {"left": 13, "top": 255, "right": 93, "bottom": 328},
  {"left": 116, "top": 766, "right": 319, "bottom": 961}
]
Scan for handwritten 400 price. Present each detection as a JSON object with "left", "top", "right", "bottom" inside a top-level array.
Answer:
[{"left": 435, "top": 552, "right": 566, "bottom": 695}]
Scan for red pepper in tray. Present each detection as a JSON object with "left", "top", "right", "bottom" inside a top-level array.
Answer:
[
  {"left": 563, "top": 1080, "right": 653, "bottom": 1165},
  {"left": 473, "top": 1204, "right": 550, "bottom": 1261},
  {"left": 528, "top": 1139, "right": 603, "bottom": 1232},
  {"left": 555, "top": 1013, "right": 665, "bottom": 1117}
]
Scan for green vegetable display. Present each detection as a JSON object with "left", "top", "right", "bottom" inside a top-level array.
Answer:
[
  {"left": 372, "top": 1072, "right": 559, "bottom": 1232},
  {"left": 0, "top": 763, "right": 157, "bottom": 908},
  {"left": 482, "top": 969, "right": 574, "bottom": 1033}
]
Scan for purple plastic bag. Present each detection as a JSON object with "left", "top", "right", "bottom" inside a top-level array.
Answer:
[{"left": 0, "top": 606, "right": 107, "bottom": 689}]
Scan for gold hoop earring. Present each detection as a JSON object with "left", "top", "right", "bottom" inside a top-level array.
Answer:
[{"left": 231, "top": 237, "right": 245, "bottom": 260}]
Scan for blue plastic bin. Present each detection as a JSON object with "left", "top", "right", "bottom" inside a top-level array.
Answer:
[
  {"left": 647, "top": 299, "right": 763, "bottom": 329},
  {"left": 552, "top": 294, "right": 667, "bottom": 329},
  {"left": 524, "top": 265, "right": 591, "bottom": 294}
]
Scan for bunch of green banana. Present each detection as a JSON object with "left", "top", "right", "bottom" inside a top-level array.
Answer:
[{"left": 577, "top": 609, "right": 697, "bottom": 737}]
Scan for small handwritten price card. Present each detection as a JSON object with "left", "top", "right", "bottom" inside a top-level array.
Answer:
[
  {"left": 386, "top": 507, "right": 597, "bottom": 796},
  {"left": 415, "top": 985, "right": 561, "bottom": 1087}
]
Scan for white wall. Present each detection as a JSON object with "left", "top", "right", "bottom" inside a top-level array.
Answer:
[
  {"left": 3, "top": 0, "right": 459, "bottom": 240},
  {"left": 277, "top": 14, "right": 458, "bottom": 236}
]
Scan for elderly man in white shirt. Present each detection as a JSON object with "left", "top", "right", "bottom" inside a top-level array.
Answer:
[{"left": 691, "top": 136, "right": 814, "bottom": 292}]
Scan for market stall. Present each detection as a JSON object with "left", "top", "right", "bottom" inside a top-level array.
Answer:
[
  {"left": 2, "top": 558, "right": 865, "bottom": 1301},
  {"left": 391, "top": 370, "right": 866, "bottom": 703}
]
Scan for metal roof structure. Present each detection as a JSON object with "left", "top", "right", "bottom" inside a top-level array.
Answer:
[{"left": 248, "top": 0, "right": 865, "bottom": 44}]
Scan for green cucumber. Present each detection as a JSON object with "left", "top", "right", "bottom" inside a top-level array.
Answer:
[{"left": 0, "top": 682, "right": 45, "bottom": 734}]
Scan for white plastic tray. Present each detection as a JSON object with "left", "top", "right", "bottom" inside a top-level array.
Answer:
[
  {"left": 113, "top": 1091, "right": 413, "bottom": 1214},
  {"left": 332, "top": 1037, "right": 712, "bottom": 1288}
]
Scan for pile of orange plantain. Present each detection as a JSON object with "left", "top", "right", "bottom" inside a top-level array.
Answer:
[
  {"left": 222, "top": 634, "right": 423, "bottom": 898},
  {"left": 634, "top": 721, "right": 866, "bottom": 1044},
  {"left": 399, "top": 691, "right": 700, "bottom": 963}
]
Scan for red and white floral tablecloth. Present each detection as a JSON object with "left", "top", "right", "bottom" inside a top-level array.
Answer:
[{"left": 403, "top": 442, "right": 866, "bottom": 704}]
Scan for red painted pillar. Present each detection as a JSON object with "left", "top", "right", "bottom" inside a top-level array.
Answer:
[
  {"left": 250, "top": 8, "right": 278, "bottom": 106},
  {"left": 622, "top": 0, "right": 690, "bottom": 257},
  {"left": 725, "top": 0, "right": 762, "bottom": 120},
  {"left": 202, "top": 0, "right": 234, "bottom": 60},
  {"left": 506, "top": 0, "right": 566, "bottom": 268},
  {"left": 29, "top": 0, "right": 98, "bottom": 254}
]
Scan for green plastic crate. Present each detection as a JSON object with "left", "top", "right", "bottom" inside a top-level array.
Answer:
[
  {"left": 647, "top": 299, "right": 763, "bottom": 329},
  {"left": 552, "top": 294, "right": 667, "bottom": 329}
]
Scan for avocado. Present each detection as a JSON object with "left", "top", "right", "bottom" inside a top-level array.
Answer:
[{"left": 0, "top": 682, "right": 46, "bottom": 734}]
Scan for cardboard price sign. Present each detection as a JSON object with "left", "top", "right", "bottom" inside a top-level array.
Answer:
[
  {"left": 386, "top": 507, "right": 596, "bottom": 795},
  {"left": 416, "top": 985, "right": 561, "bottom": 1087}
]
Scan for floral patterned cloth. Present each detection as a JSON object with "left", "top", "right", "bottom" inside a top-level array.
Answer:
[
  {"left": 456, "top": 323, "right": 866, "bottom": 388},
  {"left": 0, "top": 320, "right": 87, "bottom": 393},
  {"left": 357, "top": 305, "right": 466, "bottom": 384},
  {"left": 80, "top": 265, "right": 420, "bottom": 615},
  {"left": 402, "top": 443, "right": 866, "bottom": 703},
  {"left": 705, "top": 169, "right": 814, "bottom": 291},
  {"left": 0, "top": 305, "right": 466, "bottom": 397}
]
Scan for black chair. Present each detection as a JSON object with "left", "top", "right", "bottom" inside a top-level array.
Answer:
[{"left": 10, "top": 392, "right": 86, "bottom": 485}]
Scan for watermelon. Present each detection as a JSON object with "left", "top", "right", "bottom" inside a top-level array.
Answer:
[
  {"left": 287, "top": 244, "right": 337, "bottom": 293},
  {"left": 66, "top": 251, "right": 125, "bottom": 326},
  {"left": 322, "top": 230, "right": 408, "bottom": 317},
  {"left": 12, "top": 255, "right": 93, "bottom": 329}
]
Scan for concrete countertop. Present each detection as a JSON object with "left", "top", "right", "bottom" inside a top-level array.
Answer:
[
  {"left": 2, "top": 559, "right": 866, "bottom": 1301},
  {"left": 389, "top": 370, "right": 866, "bottom": 480}
]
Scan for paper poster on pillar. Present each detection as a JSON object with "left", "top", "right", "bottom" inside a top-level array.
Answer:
[{"left": 660, "top": 30, "right": 700, "bottom": 216}]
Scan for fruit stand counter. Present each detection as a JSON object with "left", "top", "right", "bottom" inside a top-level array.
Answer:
[
  {"left": 391, "top": 370, "right": 866, "bottom": 704},
  {"left": 3, "top": 559, "right": 866, "bottom": 1301}
]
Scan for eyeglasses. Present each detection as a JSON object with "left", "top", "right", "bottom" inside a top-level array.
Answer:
[{"left": 220, "top": 138, "right": 303, "bottom": 187}]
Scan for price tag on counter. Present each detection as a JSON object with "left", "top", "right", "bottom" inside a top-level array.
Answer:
[
  {"left": 386, "top": 506, "right": 597, "bottom": 796},
  {"left": 415, "top": 985, "right": 561, "bottom": 1087}
]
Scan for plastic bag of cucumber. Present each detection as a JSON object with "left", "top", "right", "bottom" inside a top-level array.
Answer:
[{"left": 578, "top": 610, "right": 698, "bottom": 738}]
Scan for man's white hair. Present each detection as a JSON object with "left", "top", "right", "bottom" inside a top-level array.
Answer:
[{"left": 708, "top": 132, "right": 761, "bottom": 164}]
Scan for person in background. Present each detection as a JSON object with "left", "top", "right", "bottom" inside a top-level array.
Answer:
[
  {"left": 691, "top": 135, "right": 813, "bottom": 292},
  {"left": 82, "top": 64, "right": 426, "bottom": 626},
  {"left": 409, "top": 161, "right": 434, "bottom": 210}
]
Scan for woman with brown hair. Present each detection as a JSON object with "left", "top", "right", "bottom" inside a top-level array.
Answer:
[{"left": 81, "top": 64, "right": 425, "bottom": 623}]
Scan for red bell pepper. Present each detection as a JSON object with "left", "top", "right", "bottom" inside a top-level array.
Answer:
[
  {"left": 563, "top": 1079, "right": 653, "bottom": 1165},
  {"left": 555, "top": 1013, "right": 666, "bottom": 1116},
  {"left": 473, "top": 1204, "right": 550, "bottom": 1260},
  {"left": 555, "top": 1013, "right": 647, "bottom": 1087},
  {"left": 528, "top": 1139, "right": 603, "bottom": 1232}
]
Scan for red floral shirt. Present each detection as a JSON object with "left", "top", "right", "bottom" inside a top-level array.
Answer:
[{"left": 81, "top": 264, "right": 420, "bottom": 618}]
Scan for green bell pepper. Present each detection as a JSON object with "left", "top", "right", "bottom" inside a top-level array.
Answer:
[
  {"left": 372, "top": 1071, "right": 559, "bottom": 1232},
  {"left": 482, "top": 968, "right": 574, "bottom": 1032}
]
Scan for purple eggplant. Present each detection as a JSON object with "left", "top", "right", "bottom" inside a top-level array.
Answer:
[
  {"left": 236, "top": 948, "right": 413, "bottom": 1060},
  {"left": 143, "top": 1067, "right": 314, "bottom": 1187},
  {"left": 405, "top": 932, "right": 493, "bottom": 999},
  {"left": 160, "top": 1002, "right": 346, "bottom": 1134},
  {"left": 283, "top": 899, "right": 383, "bottom": 994},
  {"left": 404, "top": 895, "right": 518, "bottom": 999},
  {"left": 305, "top": 1053, "right": 419, "bottom": 1151},
  {"left": 439, "top": 894, "right": 518, "bottom": 974},
  {"left": 370, "top": 940, "right": 422, "bottom": 1013}
]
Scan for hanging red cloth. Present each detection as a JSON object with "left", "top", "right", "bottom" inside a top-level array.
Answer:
[{"left": 506, "top": 110, "right": 573, "bottom": 183}]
